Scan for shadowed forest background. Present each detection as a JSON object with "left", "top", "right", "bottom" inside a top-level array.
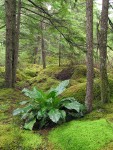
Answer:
[{"left": 0, "top": 0, "right": 113, "bottom": 150}]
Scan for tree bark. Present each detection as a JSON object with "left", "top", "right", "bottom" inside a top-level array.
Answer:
[
  {"left": 12, "top": 0, "right": 17, "bottom": 87},
  {"left": 59, "top": 35, "right": 62, "bottom": 67},
  {"left": 5, "top": 0, "right": 21, "bottom": 88},
  {"left": 99, "top": 0, "right": 109, "bottom": 103},
  {"left": 41, "top": 21, "right": 46, "bottom": 69},
  {"left": 5, "top": 0, "right": 13, "bottom": 88},
  {"left": 85, "top": 0, "right": 94, "bottom": 112}
]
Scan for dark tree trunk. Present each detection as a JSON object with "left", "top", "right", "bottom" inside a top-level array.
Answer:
[
  {"left": 12, "top": 0, "right": 21, "bottom": 87},
  {"left": 5, "top": 0, "right": 13, "bottom": 88},
  {"left": 59, "top": 35, "right": 62, "bottom": 67},
  {"left": 99, "top": 0, "right": 109, "bottom": 103},
  {"left": 5, "top": 0, "right": 21, "bottom": 88},
  {"left": 41, "top": 21, "right": 46, "bottom": 69},
  {"left": 12, "top": 0, "right": 17, "bottom": 87},
  {"left": 85, "top": 0, "right": 94, "bottom": 112},
  {"left": 33, "top": 47, "right": 38, "bottom": 64}
]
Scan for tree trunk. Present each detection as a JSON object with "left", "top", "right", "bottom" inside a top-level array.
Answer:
[
  {"left": 12, "top": 0, "right": 21, "bottom": 87},
  {"left": 5, "top": 0, "right": 21, "bottom": 88},
  {"left": 59, "top": 35, "right": 62, "bottom": 67},
  {"left": 99, "top": 0, "right": 109, "bottom": 103},
  {"left": 5, "top": 0, "right": 13, "bottom": 88},
  {"left": 12, "top": 0, "right": 17, "bottom": 87},
  {"left": 85, "top": 0, "right": 94, "bottom": 112},
  {"left": 33, "top": 47, "right": 38, "bottom": 64},
  {"left": 41, "top": 21, "right": 46, "bottom": 69}
]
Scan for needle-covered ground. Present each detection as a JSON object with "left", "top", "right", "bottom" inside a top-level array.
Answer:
[{"left": 1, "top": 65, "right": 113, "bottom": 150}]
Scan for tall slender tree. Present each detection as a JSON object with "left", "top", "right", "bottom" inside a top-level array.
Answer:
[
  {"left": 12, "top": 0, "right": 22, "bottom": 87},
  {"left": 41, "top": 20, "right": 46, "bottom": 69},
  {"left": 5, "top": 0, "right": 14, "bottom": 87},
  {"left": 99, "top": 0, "right": 109, "bottom": 103},
  {"left": 5, "top": 0, "right": 21, "bottom": 88},
  {"left": 85, "top": 0, "right": 94, "bottom": 112}
]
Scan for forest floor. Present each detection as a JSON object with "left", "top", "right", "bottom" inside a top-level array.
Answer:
[{"left": 1, "top": 64, "right": 113, "bottom": 150}]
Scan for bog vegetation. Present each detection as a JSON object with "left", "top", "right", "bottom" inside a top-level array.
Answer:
[{"left": 0, "top": 0, "right": 113, "bottom": 150}]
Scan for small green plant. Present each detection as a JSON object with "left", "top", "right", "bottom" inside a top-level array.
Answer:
[{"left": 13, "top": 80, "right": 85, "bottom": 130}]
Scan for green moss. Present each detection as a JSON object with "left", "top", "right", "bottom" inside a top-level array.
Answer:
[
  {"left": 0, "top": 124, "right": 21, "bottom": 150},
  {"left": 0, "top": 113, "right": 8, "bottom": 121},
  {"left": 82, "top": 103, "right": 113, "bottom": 122},
  {"left": 21, "top": 130, "right": 42, "bottom": 149},
  {"left": 0, "top": 66, "right": 5, "bottom": 77},
  {"left": 16, "top": 70, "right": 30, "bottom": 81},
  {"left": 39, "top": 65, "right": 63, "bottom": 77},
  {"left": 62, "top": 83, "right": 86, "bottom": 103},
  {"left": 0, "top": 124, "right": 42, "bottom": 150},
  {"left": 0, "top": 89, "right": 14, "bottom": 101},
  {"left": 33, "top": 77, "right": 60, "bottom": 91},
  {"left": 62, "top": 79, "right": 102, "bottom": 103},
  {"left": 71, "top": 65, "right": 99, "bottom": 80},
  {"left": 24, "top": 69, "right": 38, "bottom": 77},
  {"left": 0, "top": 78, "right": 5, "bottom": 88},
  {"left": 48, "top": 119, "right": 113, "bottom": 150}
]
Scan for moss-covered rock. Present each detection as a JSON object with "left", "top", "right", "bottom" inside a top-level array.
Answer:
[
  {"left": 62, "top": 79, "right": 101, "bottom": 103},
  {"left": 62, "top": 83, "right": 86, "bottom": 103},
  {"left": 71, "top": 65, "right": 99, "bottom": 79}
]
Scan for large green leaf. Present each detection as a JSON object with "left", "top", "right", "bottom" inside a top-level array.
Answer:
[
  {"left": 47, "top": 91, "right": 56, "bottom": 99},
  {"left": 22, "top": 88, "right": 32, "bottom": 98},
  {"left": 24, "top": 119, "right": 36, "bottom": 130},
  {"left": 20, "top": 101, "right": 28, "bottom": 105},
  {"left": 60, "top": 97, "right": 76, "bottom": 104},
  {"left": 49, "top": 80, "right": 69, "bottom": 96},
  {"left": 37, "top": 108, "right": 47, "bottom": 119},
  {"left": 22, "top": 105, "right": 32, "bottom": 113},
  {"left": 60, "top": 110, "right": 66, "bottom": 120},
  {"left": 55, "top": 80, "right": 69, "bottom": 95},
  {"left": 48, "top": 109, "right": 61, "bottom": 123},
  {"left": 13, "top": 108, "right": 23, "bottom": 116},
  {"left": 22, "top": 87, "right": 45, "bottom": 100},
  {"left": 63, "top": 101, "right": 83, "bottom": 112}
]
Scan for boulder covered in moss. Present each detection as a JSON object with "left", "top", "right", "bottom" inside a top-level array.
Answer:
[
  {"left": 71, "top": 65, "right": 99, "bottom": 80},
  {"left": 62, "top": 79, "right": 101, "bottom": 103}
]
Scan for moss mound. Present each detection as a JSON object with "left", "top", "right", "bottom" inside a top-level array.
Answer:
[
  {"left": 48, "top": 119, "right": 113, "bottom": 150},
  {"left": 71, "top": 65, "right": 99, "bottom": 79},
  {"left": 62, "top": 79, "right": 101, "bottom": 103}
]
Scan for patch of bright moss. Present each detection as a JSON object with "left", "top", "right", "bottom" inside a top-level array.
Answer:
[
  {"left": 48, "top": 119, "right": 113, "bottom": 150},
  {"left": 62, "top": 83, "right": 86, "bottom": 103},
  {"left": 0, "top": 123, "right": 42, "bottom": 150},
  {"left": 0, "top": 124, "right": 21, "bottom": 150},
  {"left": 21, "top": 130, "right": 42, "bottom": 149}
]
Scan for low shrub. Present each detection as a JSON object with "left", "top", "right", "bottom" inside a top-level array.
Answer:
[{"left": 13, "top": 80, "right": 85, "bottom": 130}]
